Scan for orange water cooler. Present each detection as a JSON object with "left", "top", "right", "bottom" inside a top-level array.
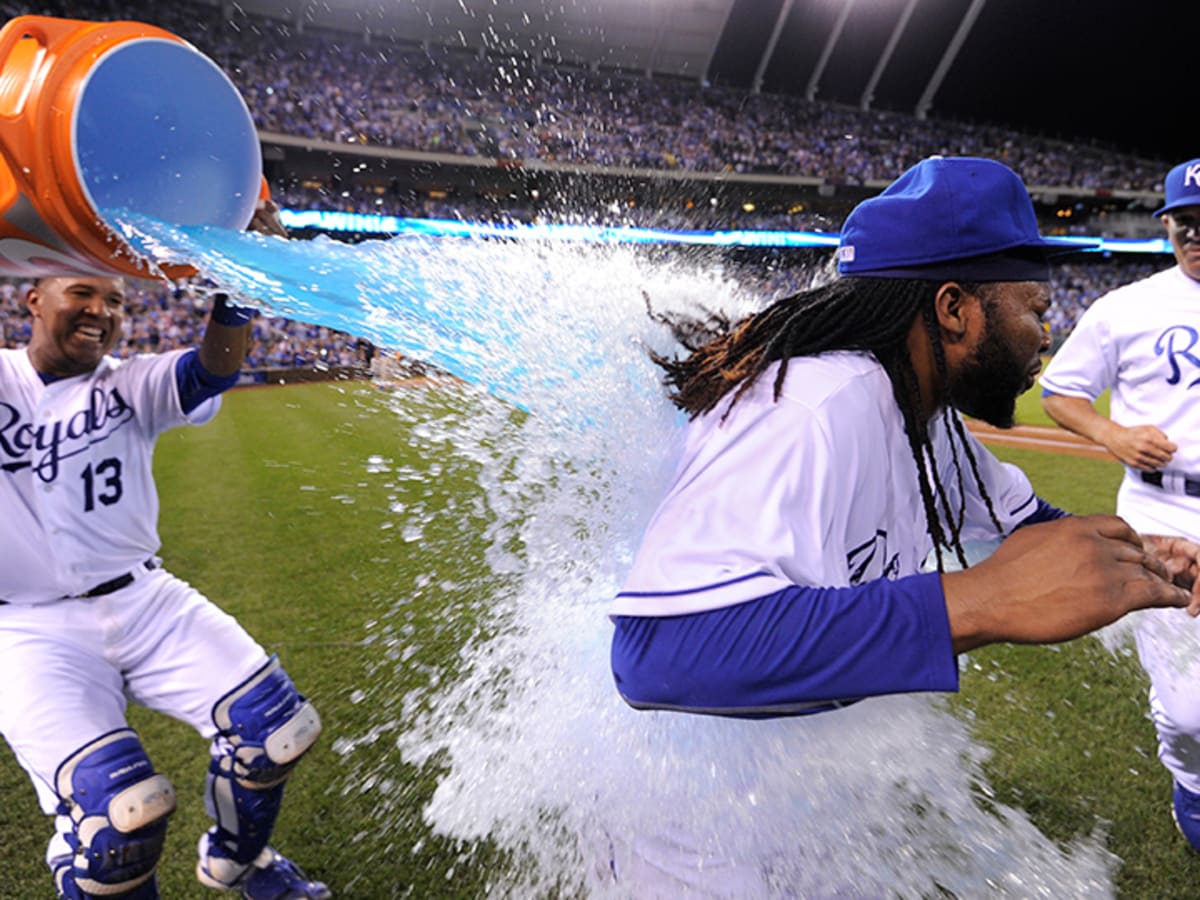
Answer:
[{"left": 0, "top": 15, "right": 261, "bottom": 278}]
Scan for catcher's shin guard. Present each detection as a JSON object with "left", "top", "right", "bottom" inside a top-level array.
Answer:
[
  {"left": 52, "top": 728, "right": 176, "bottom": 899},
  {"left": 197, "top": 657, "right": 321, "bottom": 887}
]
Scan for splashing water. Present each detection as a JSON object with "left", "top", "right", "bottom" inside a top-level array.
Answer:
[{"left": 119, "top": 215, "right": 1120, "bottom": 896}]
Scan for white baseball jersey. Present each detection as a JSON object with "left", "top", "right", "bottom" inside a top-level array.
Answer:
[
  {"left": 612, "top": 351, "right": 1037, "bottom": 617},
  {"left": 0, "top": 347, "right": 219, "bottom": 604},
  {"left": 1041, "top": 266, "right": 1200, "bottom": 479}
]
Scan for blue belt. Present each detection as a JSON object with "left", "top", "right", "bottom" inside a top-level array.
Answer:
[{"left": 1141, "top": 471, "right": 1200, "bottom": 498}]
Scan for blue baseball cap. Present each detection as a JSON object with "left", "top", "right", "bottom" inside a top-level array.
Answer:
[
  {"left": 836, "top": 156, "right": 1094, "bottom": 282},
  {"left": 1154, "top": 158, "right": 1200, "bottom": 217}
]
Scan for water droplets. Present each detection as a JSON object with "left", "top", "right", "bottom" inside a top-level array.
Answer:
[
  {"left": 365, "top": 454, "right": 391, "bottom": 473},
  {"left": 106, "top": 208, "right": 1121, "bottom": 896}
]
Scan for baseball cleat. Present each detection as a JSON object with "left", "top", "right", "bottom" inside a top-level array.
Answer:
[{"left": 198, "top": 847, "right": 331, "bottom": 899}]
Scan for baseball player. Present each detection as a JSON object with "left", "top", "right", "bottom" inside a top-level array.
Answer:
[
  {"left": 602, "top": 157, "right": 1200, "bottom": 895},
  {"left": 611, "top": 156, "right": 1200, "bottom": 723},
  {"left": 1041, "top": 157, "right": 1200, "bottom": 851},
  {"left": 602, "top": 157, "right": 1200, "bottom": 896},
  {"left": 0, "top": 275, "right": 330, "bottom": 899}
]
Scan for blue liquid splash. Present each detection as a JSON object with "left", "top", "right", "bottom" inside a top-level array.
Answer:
[{"left": 114, "top": 214, "right": 1118, "bottom": 897}]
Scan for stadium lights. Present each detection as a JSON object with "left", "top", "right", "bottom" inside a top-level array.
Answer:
[{"left": 277, "top": 209, "right": 1173, "bottom": 254}]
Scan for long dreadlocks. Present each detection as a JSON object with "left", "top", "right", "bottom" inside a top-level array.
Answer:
[{"left": 647, "top": 277, "right": 1004, "bottom": 571}]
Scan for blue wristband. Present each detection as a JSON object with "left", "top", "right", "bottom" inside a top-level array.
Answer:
[{"left": 211, "top": 294, "right": 256, "bottom": 327}]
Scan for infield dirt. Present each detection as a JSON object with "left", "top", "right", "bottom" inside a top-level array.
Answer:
[{"left": 969, "top": 421, "right": 1112, "bottom": 460}]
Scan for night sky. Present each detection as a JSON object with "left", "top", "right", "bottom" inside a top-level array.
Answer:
[{"left": 710, "top": 0, "right": 1192, "bottom": 166}]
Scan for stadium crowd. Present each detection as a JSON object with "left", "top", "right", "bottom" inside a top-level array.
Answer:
[
  {"left": 8, "top": 0, "right": 1171, "bottom": 196},
  {"left": 235, "top": 45, "right": 1163, "bottom": 192},
  {"left": 272, "top": 182, "right": 845, "bottom": 232}
]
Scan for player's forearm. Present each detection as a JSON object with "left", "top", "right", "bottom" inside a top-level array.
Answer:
[
  {"left": 199, "top": 322, "right": 250, "bottom": 376},
  {"left": 1041, "top": 393, "right": 1117, "bottom": 447},
  {"left": 198, "top": 296, "right": 253, "bottom": 376},
  {"left": 942, "top": 569, "right": 1005, "bottom": 654}
]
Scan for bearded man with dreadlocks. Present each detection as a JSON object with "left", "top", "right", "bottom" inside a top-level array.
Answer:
[{"left": 609, "top": 156, "right": 1200, "bottom": 720}]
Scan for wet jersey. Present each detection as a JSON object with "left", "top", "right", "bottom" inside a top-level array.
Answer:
[{"left": 613, "top": 352, "right": 1037, "bottom": 617}]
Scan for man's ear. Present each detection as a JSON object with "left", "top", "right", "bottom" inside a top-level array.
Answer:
[
  {"left": 24, "top": 283, "right": 42, "bottom": 318},
  {"left": 933, "top": 282, "right": 976, "bottom": 345}
]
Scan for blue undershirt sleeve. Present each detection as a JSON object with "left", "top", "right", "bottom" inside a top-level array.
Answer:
[
  {"left": 610, "top": 571, "right": 958, "bottom": 718},
  {"left": 175, "top": 349, "right": 240, "bottom": 414},
  {"left": 1016, "top": 497, "right": 1068, "bottom": 528}
]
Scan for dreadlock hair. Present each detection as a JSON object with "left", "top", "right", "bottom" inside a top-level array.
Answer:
[{"left": 648, "top": 277, "right": 1005, "bottom": 572}]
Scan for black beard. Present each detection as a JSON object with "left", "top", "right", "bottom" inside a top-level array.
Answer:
[{"left": 948, "top": 326, "right": 1027, "bottom": 429}]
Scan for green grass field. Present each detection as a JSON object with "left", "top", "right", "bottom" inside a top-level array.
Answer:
[{"left": 2, "top": 379, "right": 1196, "bottom": 898}]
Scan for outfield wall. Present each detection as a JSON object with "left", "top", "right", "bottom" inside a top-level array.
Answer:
[{"left": 238, "top": 365, "right": 369, "bottom": 386}]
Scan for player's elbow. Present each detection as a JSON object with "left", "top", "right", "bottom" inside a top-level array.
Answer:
[
  {"left": 611, "top": 613, "right": 733, "bottom": 713},
  {"left": 1040, "top": 390, "right": 1068, "bottom": 423},
  {"left": 610, "top": 616, "right": 681, "bottom": 710}
]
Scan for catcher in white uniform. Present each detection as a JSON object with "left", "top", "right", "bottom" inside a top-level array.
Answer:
[
  {"left": 0, "top": 275, "right": 330, "bottom": 899},
  {"left": 1042, "top": 157, "right": 1200, "bottom": 851}
]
